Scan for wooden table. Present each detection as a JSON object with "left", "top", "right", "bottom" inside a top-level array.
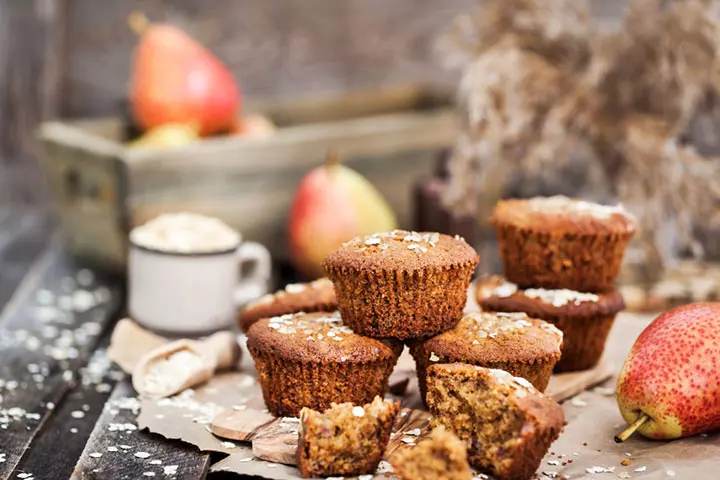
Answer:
[{"left": 0, "top": 209, "right": 267, "bottom": 479}]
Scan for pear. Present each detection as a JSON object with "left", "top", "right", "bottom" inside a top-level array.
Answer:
[
  {"left": 288, "top": 152, "right": 397, "bottom": 279},
  {"left": 230, "top": 115, "right": 276, "bottom": 139},
  {"left": 615, "top": 302, "right": 720, "bottom": 441},
  {"left": 129, "top": 13, "right": 241, "bottom": 136},
  {"left": 127, "top": 123, "right": 199, "bottom": 149}
]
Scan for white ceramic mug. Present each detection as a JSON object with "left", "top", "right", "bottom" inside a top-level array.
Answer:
[{"left": 128, "top": 237, "right": 272, "bottom": 335}]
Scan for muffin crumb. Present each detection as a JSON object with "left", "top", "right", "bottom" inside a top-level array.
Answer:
[
  {"left": 297, "top": 396, "right": 399, "bottom": 478},
  {"left": 426, "top": 363, "right": 564, "bottom": 480},
  {"left": 392, "top": 426, "right": 472, "bottom": 480}
]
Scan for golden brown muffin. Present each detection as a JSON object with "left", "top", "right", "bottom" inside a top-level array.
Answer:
[
  {"left": 477, "top": 276, "right": 625, "bottom": 372},
  {"left": 297, "top": 396, "right": 399, "bottom": 478},
  {"left": 408, "top": 311, "right": 562, "bottom": 402},
  {"left": 324, "top": 230, "right": 479, "bottom": 340},
  {"left": 491, "top": 196, "right": 636, "bottom": 292},
  {"left": 426, "top": 363, "right": 564, "bottom": 480},
  {"left": 392, "top": 426, "right": 472, "bottom": 480},
  {"left": 238, "top": 278, "right": 337, "bottom": 332},
  {"left": 246, "top": 311, "right": 402, "bottom": 416}
]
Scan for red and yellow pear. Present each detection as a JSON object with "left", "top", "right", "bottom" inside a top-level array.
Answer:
[
  {"left": 288, "top": 152, "right": 397, "bottom": 279},
  {"left": 129, "top": 13, "right": 241, "bottom": 136},
  {"left": 615, "top": 302, "right": 720, "bottom": 441}
]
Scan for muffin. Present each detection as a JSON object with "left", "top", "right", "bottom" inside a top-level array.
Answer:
[
  {"left": 324, "top": 230, "right": 479, "bottom": 339},
  {"left": 297, "top": 396, "right": 399, "bottom": 477},
  {"left": 408, "top": 311, "right": 562, "bottom": 401},
  {"left": 246, "top": 311, "right": 402, "bottom": 416},
  {"left": 426, "top": 363, "right": 564, "bottom": 480},
  {"left": 238, "top": 278, "right": 336, "bottom": 332},
  {"left": 491, "top": 196, "right": 636, "bottom": 292},
  {"left": 392, "top": 426, "right": 472, "bottom": 480},
  {"left": 477, "top": 276, "right": 625, "bottom": 371}
]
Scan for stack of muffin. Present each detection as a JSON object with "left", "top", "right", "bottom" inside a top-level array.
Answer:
[
  {"left": 242, "top": 230, "right": 479, "bottom": 417},
  {"left": 478, "top": 196, "right": 637, "bottom": 372},
  {"left": 240, "top": 226, "right": 575, "bottom": 479}
]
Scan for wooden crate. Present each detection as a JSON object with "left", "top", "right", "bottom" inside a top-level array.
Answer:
[{"left": 37, "top": 85, "right": 457, "bottom": 272}]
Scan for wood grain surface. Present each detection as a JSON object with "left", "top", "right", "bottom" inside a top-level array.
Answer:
[{"left": 0, "top": 236, "right": 122, "bottom": 478}]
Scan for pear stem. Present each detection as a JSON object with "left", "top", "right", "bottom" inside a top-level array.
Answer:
[
  {"left": 325, "top": 150, "right": 341, "bottom": 168},
  {"left": 129, "top": 12, "right": 150, "bottom": 35},
  {"left": 614, "top": 413, "right": 650, "bottom": 443}
]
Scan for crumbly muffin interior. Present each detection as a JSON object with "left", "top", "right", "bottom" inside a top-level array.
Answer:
[
  {"left": 427, "top": 366, "right": 529, "bottom": 474},
  {"left": 298, "top": 396, "right": 398, "bottom": 477},
  {"left": 392, "top": 426, "right": 472, "bottom": 480}
]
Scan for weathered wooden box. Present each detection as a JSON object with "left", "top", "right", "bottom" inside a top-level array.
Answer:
[{"left": 38, "top": 85, "right": 456, "bottom": 272}]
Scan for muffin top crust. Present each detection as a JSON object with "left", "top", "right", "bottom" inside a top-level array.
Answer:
[
  {"left": 246, "top": 311, "right": 401, "bottom": 363},
  {"left": 239, "top": 278, "right": 336, "bottom": 331},
  {"left": 491, "top": 196, "right": 636, "bottom": 235},
  {"left": 323, "top": 230, "right": 479, "bottom": 272},
  {"left": 410, "top": 312, "right": 563, "bottom": 365},
  {"left": 476, "top": 276, "right": 625, "bottom": 318}
]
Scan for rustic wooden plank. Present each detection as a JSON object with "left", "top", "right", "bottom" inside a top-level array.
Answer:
[
  {"left": 0, "top": 239, "right": 122, "bottom": 478},
  {"left": 71, "top": 381, "right": 211, "bottom": 480},
  {"left": 12, "top": 336, "right": 125, "bottom": 479},
  {"left": 0, "top": 210, "right": 55, "bottom": 310},
  {"left": 0, "top": 0, "right": 66, "bottom": 207}
]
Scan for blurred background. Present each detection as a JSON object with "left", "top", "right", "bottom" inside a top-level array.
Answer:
[
  {"left": 0, "top": 0, "right": 627, "bottom": 207},
  {"left": 0, "top": 0, "right": 718, "bottom": 310}
]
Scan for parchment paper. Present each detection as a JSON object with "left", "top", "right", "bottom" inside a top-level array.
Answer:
[{"left": 132, "top": 314, "right": 720, "bottom": 479}]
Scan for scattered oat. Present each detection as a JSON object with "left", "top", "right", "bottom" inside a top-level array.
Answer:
[
  {"left": 617, "top": 473, "right": 631, "bottom": 479},
  {"left": 70, "top": 428, "right": 78, "bottom": 433},
  {"left": 164, "top": 465, "right": 178, "bottom": 475},
  {"left": 634, "top": 466, "right": 647, "bottom": 473},
  {"left": 239, "top": 457, "right": 253, "bottom": 463},
  {"left": 586, "top": 466, "right": 614, "bottom": 473},
  {"left": 232, "top": 405, "right": 247, "bottom": 411},
  {"left": 71, "top": 410, "right": 85, "bottom": 419},
  {"left": 107, "top": 446, "right": 118, "bottom": 452},
  {"left": 376, "top": 461, "right": 394, "bottom": 473},
  {"left": 593, "top": 386, "right": 616, "bottom": 396},
  {"left": 150, "top": 459, "right": 162, "bottom": 465},
  {"left": 666, "top": 471, "right": 676, "bottom": 477},
  {"left": 108, "top": 423, "right": 137, "bottom": 432},
  {"left": 135, "top": 452, "right": 152, "bottom": 459},
  {"left": 120, "top": 445, "right": 132, "bottom": 450},
  {"left": 267, "top": 464, "right": 277, "bottom": 468},
  {"left": 352, "top": 406, "right": 365, "bottom": 417},
  {"left": 143, "top": 472, "right": 155, "bottom": 477},
  {"left": 404, "top": 428, "right": 421, "bottom": 436},
  {"left": 89, "top": 452, "right": 102, "bottom": 458},
  {"left": 401, "top": 437, "right": 415, "bottom": 445},
  {"left": 221, "top": 441, "right": 236, "bottom": 449},
  {"left": 624, "top": 453, "right": 632, "bottom": 457},
  {"left": 571, "top": 397, "right": 588, "bottom": 407},
  {"left": 17, "top": 474, "right": 33, "bottom": 479}
]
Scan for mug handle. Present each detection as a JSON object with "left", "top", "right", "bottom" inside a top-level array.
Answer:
[{"left": 235, "top": 241, "right": 272, "bottom": 306}]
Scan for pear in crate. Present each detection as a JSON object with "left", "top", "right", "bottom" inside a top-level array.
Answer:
[
  {"left": 128, "top": 123, "right": 199, "bottom": 149},
  {"left": 615, "top": 302, "right": 720, "bottom": 441},
  {"left": 129, "top": 13, "right": 240, "bottom": 136},
  {"left": 288, "top": 152, "right": 397, "bottom": 279}
]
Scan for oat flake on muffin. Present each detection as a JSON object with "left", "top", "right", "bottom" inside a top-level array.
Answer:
[
  {"left": 246, "top": 311, "right": 402, "bottom": 417},
  {"left": 238, "top": 278, "right": 337, "bottom": 332},
  {"left": 324, "top": 230, "right": 479, "bottom": 340}
]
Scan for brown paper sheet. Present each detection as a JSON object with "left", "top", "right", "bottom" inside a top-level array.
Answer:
[{"left": 132, "top": 313, "right": 720, "bottom": 479}]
